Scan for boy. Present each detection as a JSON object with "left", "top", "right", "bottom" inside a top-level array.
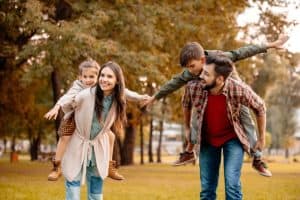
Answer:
[{"left": 142, "top": 34, "right": 289, "bottom": 177}]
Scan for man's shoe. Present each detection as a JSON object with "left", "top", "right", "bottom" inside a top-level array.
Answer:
[
  {"left": 108, "top": 160, "right": 125, "bottom": 181},
  {"left": 48, "top": 159, "right": 62, "bottom": 181},
  {"left": 252, "top": 159, "right": 272, "bottom": 177},
  {"left": 172, "top": 151, "right": 195, "bottom": 166}
]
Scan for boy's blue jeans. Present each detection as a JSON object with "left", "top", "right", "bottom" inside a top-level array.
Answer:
[
  {"left": 65, "top": 166, "right": 103, "bottom": 200},
  {"left": 199, "top": 139, "right": 244, "bottom": 200}
]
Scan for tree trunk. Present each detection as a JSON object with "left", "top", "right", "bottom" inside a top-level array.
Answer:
[
  {"left": 10, "top": 135, "right": 18, "bottom": 163},
  {"left": 157, "top": 98, "right": 166, "bottom": 163},
  {"left": 285, "top": 148, "right": 289, "bottom": 159},
  {"left": 148, "top": 115, "right": 153, "bottom": 163},
  {"left": 3, "top": 137, "right": 7, "bottom": 153},
  {"left": 30, "top": 135, "right": 41, "bottom": 161},
  {"left": 11, "top": 135, "right": 16, "bottom": 152},
  {"left": 120, "top": 113, "right": 135, "bottom": 165},
  {"left": 157, "top": 120, "right": 163, "bottom": 163},
  {"left": 140, "top": 116, "right": 144, "bottom": 165},
  {"left": 51, "top": 69, "right": 61, "bottom": 142},
  {"left": 29, "top": 128, "right": 41, "bottom": 161}
]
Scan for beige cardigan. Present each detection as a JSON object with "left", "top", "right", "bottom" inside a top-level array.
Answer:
[{"left": 61, "top": 87, "right": 144, "bottom": 185}]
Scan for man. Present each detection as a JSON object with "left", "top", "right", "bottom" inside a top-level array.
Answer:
[
  {"left": 183, "top": 54, "right": 266, "bottom": 199},
  {"left": 142, "top": 35, "right": 288, "bottom": 176}
]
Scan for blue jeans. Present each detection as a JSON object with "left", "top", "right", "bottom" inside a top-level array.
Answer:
[
  {"left": 66, "top": 166, "right": 103, "bottom": 200},
  {"left": 199, "top": 139, "right": 244, "bottom": 200}
]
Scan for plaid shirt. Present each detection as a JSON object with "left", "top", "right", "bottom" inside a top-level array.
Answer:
[{"left": 182, "top": 78, "right": 266, "bottom": 153}]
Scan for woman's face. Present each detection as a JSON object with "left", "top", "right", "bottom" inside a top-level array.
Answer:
[{"left": 98, "top": 67, "right": 117, "bottom": 95}]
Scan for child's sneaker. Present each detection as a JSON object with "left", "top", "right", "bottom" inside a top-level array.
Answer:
[
  {"left": 252, "top": 159, "right": 272, "bottom": 177},
  {"left": 48, "top": 159, "right": 62, "bottom": 181},
  {"left": 172, "top": 151, "right": 195, "bottom": 166}
]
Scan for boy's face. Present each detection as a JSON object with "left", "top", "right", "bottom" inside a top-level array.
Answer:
[
  {"left": 79, "top": 68, "right": 99, "bottom": 87},
  {"left": 186, "top": 57, "right": 205, "bottom": 76}
]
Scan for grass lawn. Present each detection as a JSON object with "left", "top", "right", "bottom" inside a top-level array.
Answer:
[{"left": 0, "top": 156, "right": 300, "bottom": 200}]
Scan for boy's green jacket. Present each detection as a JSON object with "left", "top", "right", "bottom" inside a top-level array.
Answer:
[{"left": 154, "top": 44, "right": 267, "bottom": 100}]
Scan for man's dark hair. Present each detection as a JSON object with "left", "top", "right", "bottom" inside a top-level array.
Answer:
[
  {"left": 179, "top": 42, "right": 204, "bottom": 67},
  {"left": 206, "top": 54, "right": 233, "bottom": 80}
]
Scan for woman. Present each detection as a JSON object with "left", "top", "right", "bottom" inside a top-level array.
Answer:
[{"left": 61, "top": 61, "right": 128, "bottom": 200}]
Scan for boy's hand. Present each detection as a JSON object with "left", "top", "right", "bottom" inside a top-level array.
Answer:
[
  {"left": 139, "top": 94, "right": 151, "bottom": 107},
  {"left": 267, "top": 34, "right": 289, "bottom": 49},
  {"left": 44, "top": 105, "right": 60, "bottom": 120},
  {"left": 140, "top": 96, "right": 156, "bottom": 108}
]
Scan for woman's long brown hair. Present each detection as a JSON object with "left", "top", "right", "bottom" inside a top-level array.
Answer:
[{"left": 94, "top": 61, "right": 127, "bottom": 136}]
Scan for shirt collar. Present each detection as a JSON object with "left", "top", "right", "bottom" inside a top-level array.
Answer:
[{"left": 221, "top": 78, "right": 231, "bottom": 96}]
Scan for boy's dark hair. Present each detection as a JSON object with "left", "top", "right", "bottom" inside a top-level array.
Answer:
[
  {"left": 78, "top": 58, "right": 100, "bottom": 74},
  {"left": 179, "top": 42, "right": 204, "bottom": 67},
  {"left": 206, "top": 54, "right": 233, "bottom": 80}
]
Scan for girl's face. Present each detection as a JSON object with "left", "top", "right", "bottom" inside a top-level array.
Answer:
[
  {"left": 98, "top": 67, "right": 117, "bottom": 96},
  {"left": 79, "top": 68, "right": 98, "bottom": 88}
]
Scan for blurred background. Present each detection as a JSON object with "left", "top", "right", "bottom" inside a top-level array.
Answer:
[{"left": 0, "top": 0, "right": 300, "bottom": 199}]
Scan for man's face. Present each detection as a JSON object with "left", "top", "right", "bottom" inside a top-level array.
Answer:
[
  {"left": 186, "top": 57, "right": 205, "bottom": 76},
  {"left": 200, "top": 63, "right": 218, "bottom": 90}
]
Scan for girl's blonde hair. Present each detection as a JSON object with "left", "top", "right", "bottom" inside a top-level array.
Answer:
[{"left": 78, "top": 58, "right": 100, "bottom": 75}]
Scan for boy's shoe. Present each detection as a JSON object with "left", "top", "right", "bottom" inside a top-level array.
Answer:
[
  {"left": 108, "top": 160, "right": 125, "bottom": 181},
  {"left": 252, "top": 159, "right": 272, "bottom": 177},
  {"left": 172, "top": 151, "right": 195, "bottom": 166},
  {"left": 48, "top": 159, "right": 62, "bottom": 181}
]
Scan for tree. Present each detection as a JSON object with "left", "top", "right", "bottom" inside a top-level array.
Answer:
[
  {"left": 266, "top": 65, "right": 300, "bottom": 158},
  {"left": 1, "top": 0, "right": 297, "bottom": 164}
]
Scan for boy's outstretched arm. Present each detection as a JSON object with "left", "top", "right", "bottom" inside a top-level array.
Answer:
[
  {"left": 214, "top": 34, "right": 289, "bottom": 62},
  {"left": 142, "top": 34, "right": 289, "bottom": 107}
]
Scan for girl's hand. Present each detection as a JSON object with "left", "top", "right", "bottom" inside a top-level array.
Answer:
[{"left": 44, "top": 105, "right": 60, "bottom": 120}]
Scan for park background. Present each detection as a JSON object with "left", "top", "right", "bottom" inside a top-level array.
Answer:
[{"left": 0, "top": 0, "right": 300, "bottom": 199}]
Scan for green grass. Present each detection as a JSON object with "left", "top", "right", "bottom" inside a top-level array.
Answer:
[{"left": 0, "top": 158, "right": 300, "bottom": 200}]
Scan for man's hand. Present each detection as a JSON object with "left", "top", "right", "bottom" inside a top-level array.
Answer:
[
  {"left": 44, "top": 105, "right": 60, "bottom": 120},
  {"left": 253, "top": 138, "right": 265, "bottom": 152},
  {"left": 140, "top": 95, "right": 156, "bottom": 108},
  {"left": 266, "top": 34, "right": 289, "bottom": 49}
]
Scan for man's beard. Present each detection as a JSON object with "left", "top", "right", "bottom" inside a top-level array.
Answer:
[{"left": 203, "top": 79, "right": 217, "bottom": 90}]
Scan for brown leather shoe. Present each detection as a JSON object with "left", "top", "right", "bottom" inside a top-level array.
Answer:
[
  {"left": 48, "top": 159, "right": 62, "bottom": 181},
  {"left": 108, "top": 160, "right": 125, "bottom": 181},
  {"left": 172, "top": 151, "right": 195, "bottom": 166}
]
